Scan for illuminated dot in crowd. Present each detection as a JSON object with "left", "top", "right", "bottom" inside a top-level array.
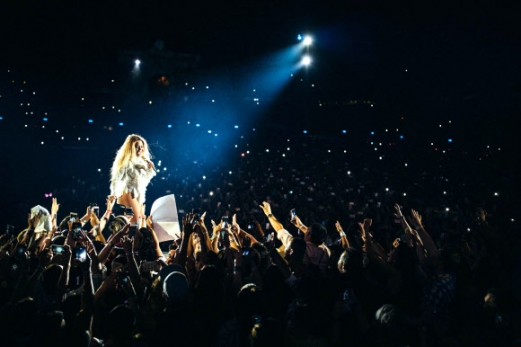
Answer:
[
  {"left": 405, "top": 163, "right": 408, "bottom": 167},
  {"left": 192, "top": 87, "right": 195, "bottom": 90},
  {"left": 371, "top": 142, "right": 374, "bottom": 145},
  {"left": 25, "top": 124, "right": 27, "bottom": 127},
  {"left": 399, "top": 135, "right": 404, "bottom": 139},
  {"left": 446, "top": 207, "right": 450, "bottom": 211},
  {"left": 81, "top": 98, "right": 84, "bottom": 100},
  {"left": 512, "top": 219, "right": 515, "bottom": 222},
  {"left": 253, "top": 89, "right": 256, "bottom": 92},
  {"left": 41, "top": 142, "right": 44, "bottom": 145},
  {"left": 119, "top": 122, "right": 124, "bottom": 126},
  {"left": 396, "top": 129, "right": 399, "bottom": 132},
  {"left": 439, "top": 125, "right": 442, "bottom": 127},
  {"left": 431, "top": 143, "right": 434, "bottom": 146},
  {"left": 163, "top": 168, "right": 167, "bottom": 171},
  {"left": 61, "top": 137, "right": 64, "bottom": 140},
  {"left": 98, "top": 169, "right": 101, "bottom": 172},
  {"left": 234, "top": 125, "right": 239, "bottom": 129},
  {"left": 374, "top": 148, "right": 377, "bottom": 151},
  {"left": 43, "top": 117, "right": 48, "bottom": 122},
  {"left": 42, "top": 126, "right": 45, "bottom": 129},
  {"left": 494, "top": 192, "right": 498, "bottom": 196},
  {"left": 379, "top": 156, "right": 382, "bottom": 160},
  {"left": 443, "top": 191, "right": 447, "bottom": 195},
  {"left": 28, "top": 103, "right": 31, "bottom": 106},
  {"left": 214, "top": 134, "right": 218, "bottom": 136},
  {"left": 208, "top": 130, "right": 212, "bottom": 133},
  {"left": 347, "top": 171, "right": 351, "bottom": 175},
  {"left": 168, "top": 124, "right": 172, "bottom": 128},
  {"left": 88, "top": 119, "right": 93, "bottom": 123},
  {"left": 112, "top": 106, "right": 115, "bottom": 109},
  {"left": 149, "top": 101, "right": 152, "bottom": 104},
  {"left": 246, "top": 151, "right": 250, "bottom": 154},
  {"left": 328, "top": 150, "right": 331, "bottom": 153},
  {"left": 403, "top": 193, "right": 407, "bottom": 196},
  {"left": 185, "top": 82, "right": 188, "bottom": 85},
  {"left": 118, "top": 109, "right": 121, "bottom": 112},
  {"left": 235, "top": 145, "right": 238, "bottom": 148},
  {"left": 196, "top": 124, "right": 200, "bottom": 127},
  {"left": 253, "top": 128, "right": 256, "bottom": 131},
  {"left": 229, "top": 171, "right": 232, "bottom": 175},
  {"left": 379, "top": 143, "right": 382, "bottom": 146},
  {"left": 156, "top": 169, "right": 160, "bottom": 172},
  {"left": 266, "top": 149, "right": 270, "bottom": 152},
  {"left": 20, "top": 90, "right": 23, "bottom": 92},
  {"left": 385, "top": 188, "right": 389, "bottom": 191},
  {"left": 385, "top": 129, "right": 388, "bottom": 132},
  {"left": 0, "top": 117, "right": 2, "bottom": 120},
  {"left": 206, "top": 86, "right": 209, "bottom": 89},
  {"left": 344, "top": 150, "right": 347, "bottom": 153},
  {"left": 371, "top": 131, "right": 374, "bottom": 135},
  {"left": 342, "top": 130, "right": 346, "bottom": 134},
  {"left": 448, "top": 138, "right": 453, "bottom": 142},
  {"left": 449, "top": 120, "right": 452, "bottom": 123},
  {"left": 102, "top": 107, "right": 105, "bottom": 109},
  {"left": 287, "top": 147, "right": 290, "bottom": 151},
  {"left": 370, "top": 104, "right": 373, "bottom": 107},
  {"left": 78, "top": 137, "right": 81, "bottom": 141},
  {"left": 241, "top": 153, "right": 245, "bottom": 157},
  {"left": 86, "top": 138, "right": 89, "bottom": 141},
  {"left": 203, "top": 176, "right": 206, "bottom": 180},
  {"left": 187, "top": 121, "right": 190, "bottom": 124},
  {"left": 212, "top": 100, "right": 215, "bottom": 102},
  {"left": 303, "top": 130, "right": 308, "bottom": 134},
  {"left": 111, "top": 80, "right": 114, "bottom": 83}
]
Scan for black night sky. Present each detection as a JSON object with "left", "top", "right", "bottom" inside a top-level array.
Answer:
[{"left": 0, "top": 0, "right": 520, "bottom": 226}]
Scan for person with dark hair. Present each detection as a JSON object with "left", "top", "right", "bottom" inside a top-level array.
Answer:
[{"left": 259, "top": 201, "right": 328, "bottom": 277}]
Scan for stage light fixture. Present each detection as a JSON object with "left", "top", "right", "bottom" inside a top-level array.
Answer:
[{"left": 301, "top": 55, "right": 311, "bottom": 66}]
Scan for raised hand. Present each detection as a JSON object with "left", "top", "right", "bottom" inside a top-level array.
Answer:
[
  {"left": 393, "top": 203, "right": 404, "bottom": 219},
  {"left": 182, "top": 213, "right": 196, "bottom": 235},
  {"left": 410, "top": 209, "right": 423, "bottom": 229},
  {"left": 335, "top": 221, "right": 344, "bottom": 233},
  {"left": 259, "top": 201, "right": 273, "bottom": 216},
  {"left": 291, "top": 214, "right": 304, "bottom": 228},
  {"left": 51, "top": 198, "right": 60, "bottom": 216},
  {"left": 106, "top": 196, "right": 116, "bottom": 211},
  {"left": 121, "top": 235, "right": 133, "bottom": 254}
]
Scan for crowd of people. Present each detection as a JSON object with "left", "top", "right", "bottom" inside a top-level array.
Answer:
[
  {"left": 2, "top": 65, "right": 520, "bottom": 347},
  {"left": 1, "top": 150, "right": 520, "bottom": 347}
]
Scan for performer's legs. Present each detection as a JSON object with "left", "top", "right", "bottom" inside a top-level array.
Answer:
[{"left": 117, "top": 191, "right": 141, "bottom": 225}]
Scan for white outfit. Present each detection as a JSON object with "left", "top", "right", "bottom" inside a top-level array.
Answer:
[{"left": 110, "top": 157, "right": 156, "bottom": 204}]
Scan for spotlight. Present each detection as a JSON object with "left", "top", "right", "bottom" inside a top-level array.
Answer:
[
  {"left": 301, "top": 55, "right": 311, "bottom": 66},
  {"left": 303, "top": 36, "right": 313, "bottom": 46},
  {"left": 135, "top": 59, "right": 141, "bottom": 66}
]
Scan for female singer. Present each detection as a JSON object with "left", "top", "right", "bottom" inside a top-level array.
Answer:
[{"left": 110, "top": 134, "right": 156, "bottom": 224}]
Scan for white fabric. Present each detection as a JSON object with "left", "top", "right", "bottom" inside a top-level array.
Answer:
[
  {"left": 110, "top": 157, "right": 156, "bottom": 204},
  {"left": 30, "top": 205, "right": 52, "bottom": 233},
  {"left": 150, "top": 194, "right": 181, "bottom": 242}
]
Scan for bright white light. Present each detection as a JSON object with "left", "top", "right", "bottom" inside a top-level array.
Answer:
[
  {"left": 446, "top": 207, "right": 450, "bottom": 211},
  {"left": 303, "top": 36, "right": 313, "bottom": 46},
  {"left": 347, "top": 171, "right": 351, "bottom": 175},
  {"left": 385, "top": 188, "right": 389, "bottom": 191},
  {"left": 209, "top": 191, "right": 214, "bottom": 196},
  {"left": 135, "top": 59, "right": 141, "bottom": 66},
  {"left": 229, "top": 171, "right": 232, "bottom": 175},
  {"left": 203, "top": 176, "right": 206, "bottom": 180},
  {"left": 494, "top": 192, "right": 498, "bottom": 196},
  {"left": 301, "top": 55, "right": 311, "bottom": 66},
  {"left": 98, "top": 169, "right": 101, "bottom": 172}
]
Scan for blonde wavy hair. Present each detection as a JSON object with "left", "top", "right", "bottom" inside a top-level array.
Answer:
[{"left": 110, "top": 134, "right": 152, "bottom": 185}]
